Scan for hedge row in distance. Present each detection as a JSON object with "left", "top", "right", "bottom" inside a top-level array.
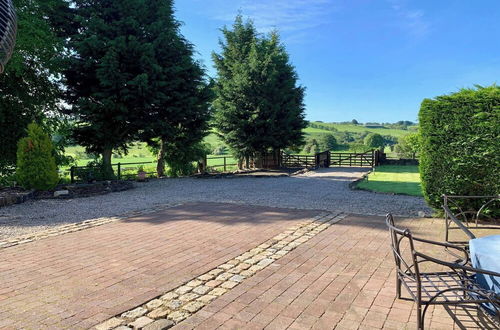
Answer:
[{"left": 418, "top": 85, "right": 500, "bottom": 210}]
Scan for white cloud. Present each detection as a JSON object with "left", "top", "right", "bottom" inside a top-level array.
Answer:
[
  {"left": 388, "top": 0, "right": 430, "bottom": 38},
  {"left": 213, "top": 0, "right": 337, "bottom": 34}
]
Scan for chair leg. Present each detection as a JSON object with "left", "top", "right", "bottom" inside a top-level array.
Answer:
[
  {"left": 417, "top": 301, "right": 424, "bottom": 330},
  {"left": 396, "top": 276, "right": 401, "bottom": 299}
]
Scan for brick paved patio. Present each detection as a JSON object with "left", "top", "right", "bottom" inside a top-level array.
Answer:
[
  {"left": 172, "top": 215, "right": 498, "bottom": 330},
  {"left": 0, "top": 203, "right": 497, "bottom": 330},
  {"left": 0, "top": 203, "right": 319, "bottom": 329}
]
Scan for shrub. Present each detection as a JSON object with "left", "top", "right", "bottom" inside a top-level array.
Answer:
[
  {"left": 419, "top": 85, "right": 500, "bottom": 210},
  {"left": 165, "top": 142, "right": 211, "bottom": 177},
  {"left": 16, "top": 123, "right": 59, "bottom": 190},
  {"left": 394, "top": 133, "right": 420, "bottom": 159},
  {"left": 364, "top": 133, "right": 385, "bottom": 150},
  {"left": 320, "top": 134, "right": 338, "bottom": 151},
  {"left": 74, "top": 159, "right": 111, "bottom": 183}
]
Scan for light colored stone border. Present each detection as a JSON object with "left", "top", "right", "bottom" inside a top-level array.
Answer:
[
  {"left": 95, "top": 212, "right": 347, "bottom": 330},
  {"left": 0, "top": 203, "right": 183, "bottom": 250}
]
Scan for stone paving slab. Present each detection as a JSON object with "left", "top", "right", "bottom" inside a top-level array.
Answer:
[
  {"left": 173, "top": 215, "right": 499, "bottom": 330},
  {"left": 0, "top": 203, "right": 321, "bottom": 329}
]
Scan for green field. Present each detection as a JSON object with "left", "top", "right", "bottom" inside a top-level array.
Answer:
[
  {"left": 356, "top": 165, "right": 423, "bottom": 197},
  {"left": 63, "top": 122, "right": 414, "bottom": 168},
  {"left": 307, "top": 122, "right": 414, "bottom": 138}
]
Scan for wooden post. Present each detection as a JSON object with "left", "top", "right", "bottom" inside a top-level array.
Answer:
[
  {"left": 70, "top": 166, "right": 75, "bottom": 184},
  {"left": 117, "top": 163, "right": 121, "bottom": 180},
  {"left": 224, "top": 157, "right": 227, "bottom": 172}
]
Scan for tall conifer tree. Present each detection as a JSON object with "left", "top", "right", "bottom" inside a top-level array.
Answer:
[
  {"left": 212, "top": 16, "right": 306, "bottom": 167},
  {"left": 138, "top": 0, "right": 211, "bottom": 177},
  {"left": 65, "top": 0, "right": 157, "bottom": 177}
]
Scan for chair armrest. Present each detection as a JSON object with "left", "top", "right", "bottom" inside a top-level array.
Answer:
[
  {"left": 443, "top": 204, "right": 476, "bottom": 239},
  {"left": 415, "top": 251, "right": 500, "bottom": 279},
  {"left": 411, "top": 235, "right": 470, "bottom": 265}
]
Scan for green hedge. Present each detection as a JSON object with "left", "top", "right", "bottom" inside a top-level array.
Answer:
[{"left": 419, "top": 85, "right": 500, "bottom": 211}]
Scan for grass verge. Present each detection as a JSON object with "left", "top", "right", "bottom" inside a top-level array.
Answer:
[{"left": 355, "top": 165, "right": 423, "bottom": 197}]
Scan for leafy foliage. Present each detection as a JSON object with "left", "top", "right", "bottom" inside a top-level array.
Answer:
[
  {"left": 212, "top": 16, "right": 307, "bottom": 163},
  {"left": 320, "top": 134, "right": 338, "bottom": 151},
  {"left": 419, "top": 85, "right": 500, "bottom": 210},
  {"left": 164, "top": 142, "right": 211, "bottom": 177},
  {"left": 395, "top": 132, "right": 420, "bottom": 159},
  {"left": 65, "top": 0, "right": 164, "bottom": 177},
  {"left": 0, "top": 0, "right": 72, "bottom": 174},
  {"left": 364, "top": 133, "right": 385, "bottom": 150},
  {"left": 16, "top": 123, "right": 59, "bottom": 190},
  {"left": 136, "top": 0, "right": 211, "bottom": 177}
]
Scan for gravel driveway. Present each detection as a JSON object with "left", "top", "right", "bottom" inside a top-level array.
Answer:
[{"left": 0, "top": 168, "right": 431, "bottom": 240}]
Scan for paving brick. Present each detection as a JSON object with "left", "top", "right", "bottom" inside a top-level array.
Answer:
[{"left": 0, "top": 203, "right": 318, "bottom": 328}]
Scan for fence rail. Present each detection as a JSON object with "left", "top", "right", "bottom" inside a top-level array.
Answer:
[
  {"left": 281, "top": 154, "right": 317, "bottom": 168},
  {"left": 205, "top": 156, "right": 238, "bottom": 173},
  {"left": 329, "top": 150, "right": 377, "bottom": 167},
  {"left": 70, "top": 161, "right": 156, "bottom": 183}
]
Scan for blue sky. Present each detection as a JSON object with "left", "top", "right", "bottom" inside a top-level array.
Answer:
[{"left": 175, "top": 0, "right": 500, "bottom": 123}]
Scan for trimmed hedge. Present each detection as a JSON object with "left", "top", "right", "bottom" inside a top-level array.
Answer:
[{"left": 419, "top": 85, "right": 500, "bottom": 211}]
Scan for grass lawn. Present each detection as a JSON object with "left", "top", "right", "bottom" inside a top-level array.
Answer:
[{"left": 356, "top": 165, "right": 423, "bottom": 197}]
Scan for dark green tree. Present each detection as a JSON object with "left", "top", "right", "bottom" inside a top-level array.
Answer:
[
  {"left": 212, "top": 16, "right": 306, "bottom": 167},
  {"left": 0, "top": 0, "right": 73, "bottom": 174},
  {"left": 320, "top": 134, "right": 338, "bottom": 151},
  {"left": 65, "top": 0, "right": 159, "bottom": 177},
  {"left": 364, "top": 133, "right": 385, "bottom": 150},
  {"left": 258, "top": 31, "right": 307, "bottom": 155},
  {"left": 137, "top": 0, "right": 211, "bottom": 177},
  {"left": 212, "top": 16, "right": 259, "bottom": 166}
]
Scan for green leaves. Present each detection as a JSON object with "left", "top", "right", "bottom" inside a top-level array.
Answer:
[
  {"left": 16, "top": 123, "right": 59, "bottom": 190},
  {"left": 419, "top": 85, "right": 500, "bottom": 210},
  {"left": 212, "top": 16, "right": 307, "bottom": 162},
  {"left": 0, "top": 0, "right": 70, "bottom": 174}
]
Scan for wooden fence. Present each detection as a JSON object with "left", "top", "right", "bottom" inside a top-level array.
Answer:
[
  {"left": 205, "top": 156, "right": 238, "bottom": 173},
  {"left": 277, "top": 149, "right": 379, "bottom": 169},
  {"left": 70, "top": 161, "right": 156, "bottom": 183},
  {"left": 329, "top": 150, "right": 379, "bottom": 167}
]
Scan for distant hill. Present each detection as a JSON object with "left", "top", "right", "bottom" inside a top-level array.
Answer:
[{"left": 305, "top": 121, "right": 416, "bottom": 139}]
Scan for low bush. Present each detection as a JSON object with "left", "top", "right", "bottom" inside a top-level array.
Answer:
[
  {"left": 419, "top": 85, "right": 500, "bottom": 211},
  {"left": 16, "top": 123, "right": 59, "bottom": 190}
]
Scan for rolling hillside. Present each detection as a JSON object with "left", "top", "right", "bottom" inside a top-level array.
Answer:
[{"left": 64, "top": 122, "right": 416, "bottom": 165}]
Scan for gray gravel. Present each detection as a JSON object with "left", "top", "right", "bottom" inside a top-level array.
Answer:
[{"left": 0, "top": 168, "right": 431, "bottom": 240}]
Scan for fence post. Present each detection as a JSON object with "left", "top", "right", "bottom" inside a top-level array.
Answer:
[
  {"left": 117, "top": 163, "right": 121, "bottom": 180},
  {"left": 202, "top": 155, "right": 207, "bottom": 173},
  {"left": 326, "top": 151, "right": 331, "bottom": 168},
  {"left": 70, "top": 166, "right": 75, "bottom": 184},
  {"left": 224, "top": 157, "right": 227, "bottom": 172}
]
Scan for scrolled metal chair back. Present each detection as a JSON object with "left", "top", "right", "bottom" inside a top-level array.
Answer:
[
  {"left": 386, "top": 214, "right": 421, "bottom": 281},
  {"left": 0, "top": 0, "right": 17, "bottom": 73}
]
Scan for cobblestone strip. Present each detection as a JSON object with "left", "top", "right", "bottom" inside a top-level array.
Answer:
[
  {"left": 95, "top": 212, "right": 347, "bottom": 330},
  {"left": 0, "top": 203, "right": 183, "bottom": 250}
]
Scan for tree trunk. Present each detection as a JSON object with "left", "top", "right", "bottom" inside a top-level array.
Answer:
[
  {"left": 238, "top": 158, "right": 244, "bottom": 170},
  {"left": 245, "top": 155, "right": 250, "bottom": 169},
  {"left": 157, "top": 139, "right": 166, "bottom": 177},
  {"left": 102, "top": 148, "right": 114, "bottom": 180}
]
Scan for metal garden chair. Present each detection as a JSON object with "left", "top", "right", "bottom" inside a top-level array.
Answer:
[
  {"left": 386, "top": 214, "right": 500, "bottom": 329},
  {"left": 443, "top": 195, "right": 500, "bottom": 244}
]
